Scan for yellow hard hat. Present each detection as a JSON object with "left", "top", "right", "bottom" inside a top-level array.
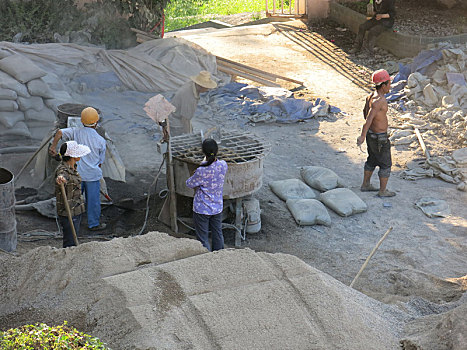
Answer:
[{"left": 81, "top": 107, "right": 99, "bottom": 126}]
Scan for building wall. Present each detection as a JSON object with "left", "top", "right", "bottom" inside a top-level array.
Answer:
[{"left": 306, "top": 0, "right": 331, "bottom": 19}]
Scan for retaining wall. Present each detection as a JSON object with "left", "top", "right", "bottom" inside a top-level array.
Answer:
[{"left": 329, "top": 1, "right": 467, "bottom": 58}]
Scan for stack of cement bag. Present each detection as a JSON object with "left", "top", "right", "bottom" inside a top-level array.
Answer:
[
  {"left": 269, "top": 166, "right": 367, "bottom": 226},
  {"left": 0, "top": 51, "right": 72, "bottom": 140},
  {"left": 404, "top": 45, "right": 467, "bottom": 111}
]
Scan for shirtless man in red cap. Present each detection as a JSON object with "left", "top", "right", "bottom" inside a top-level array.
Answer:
[{"left": 357, "top": 69, "right": 395, "bottom": 197}]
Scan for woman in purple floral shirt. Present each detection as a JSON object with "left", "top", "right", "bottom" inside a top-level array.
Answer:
[{"left": 186, "top": 139, "right": 228, "bottom": 251}]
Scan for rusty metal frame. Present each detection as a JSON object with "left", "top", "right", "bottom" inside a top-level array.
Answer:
[{"left": 170, "top": 130, "right": 271, "bottom": 164}]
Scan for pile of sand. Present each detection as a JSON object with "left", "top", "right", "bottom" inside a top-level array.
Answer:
[{"left": 0, "top": 232, "right": 412, "bottom": 349}]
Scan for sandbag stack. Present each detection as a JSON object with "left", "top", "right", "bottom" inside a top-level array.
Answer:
[{"left": 0, "top": 52, "right": 72, "bottom": 141}]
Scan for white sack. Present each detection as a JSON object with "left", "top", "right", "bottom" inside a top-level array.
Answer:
[
  {"left": 319, "top": 188, "right": 368, "bottom": 217},
  {"left": 0, "top": 111, "right": 25, "bottom": 128},
  {"left": 0, "top": 121, "right": 31, "bottom": 137},
  {"left": 17, "top": 96, "right": 44, "bottom": 112},
  {"left": 286, "top": 199, "right": 331, "bottom": 226},
  {"left": 0, "top": 54, "right": 46, "bottom": 83},
  {"left": 415, "top": 197, "right": 451, "bottom": 218},
  {"left": 270, "top": 179, "right": 317, "bottom": 201},
  {"left": 25, "top": 107, "right": 55, "bottom": 122},
  {"left": 0, "top": 71, "right": 29, "bottom": 97},
  {"left": 41, "top": 72, "right": 66, "bottom": 91},
  {"left": 0, "top": 100, "right": 18, "bottom": 112},
  {"left": 0, "top": 88, "right": 17, "bottom": 100},
  {"left": 27, "top": 78, "right": 54, "bottom": 98},
  {"left": 301, "top": 166, "right": 345, "bottom": 192}
]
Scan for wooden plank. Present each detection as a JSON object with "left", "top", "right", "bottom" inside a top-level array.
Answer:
[
  {"left": 218, "top": 65, "right": 281, "bottom": 87},
  {"left": 216, "top": 56, "right": 303, "bottom": 85},
  {"left": 218, "top": 60, "right": 279, "bottom": 82},
  {"left": 131, "top": 28, "right": 157, "bottom": 37},
  {"left": 414, "top": 128, "right": 431, "bottom": 161}
]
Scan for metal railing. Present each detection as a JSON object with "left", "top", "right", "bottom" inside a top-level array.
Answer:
[{"left": 266, "top": 0, "right": 307, "bottom": 18}]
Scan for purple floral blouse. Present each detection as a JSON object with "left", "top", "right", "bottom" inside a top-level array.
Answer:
[{"left": 186, "top": 159, "right": 228, "bottom": 215}]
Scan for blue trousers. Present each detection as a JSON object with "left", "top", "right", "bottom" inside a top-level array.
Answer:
[
  {"left": 193, "top": 212, "right": 224, "bottom": 251},
  {"left": 82, "top": 180, "right": 101, "bottom": 228},
  {"left": 58, "top": 214, "right": 81, "bottom": 248}
]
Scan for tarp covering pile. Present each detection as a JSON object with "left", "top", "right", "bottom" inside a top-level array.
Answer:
[{"left": 0, "top": 38, "right": 226, "bottom": 142}]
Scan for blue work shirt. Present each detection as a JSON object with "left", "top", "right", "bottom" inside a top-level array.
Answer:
[{"left": 61, "top": 127, "right": 106, "bottom": 182}]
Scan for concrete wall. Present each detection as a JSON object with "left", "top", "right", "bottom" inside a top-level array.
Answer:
[
  {"left": 307, "top": 0, "right": 331, "bottom": 20},
  {"left": 328, "top": 1, "right": 467, "bottom": 57}
]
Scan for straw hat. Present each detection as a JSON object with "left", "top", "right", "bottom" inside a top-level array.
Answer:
[
  {"left": 64, "top": 141, "right": 91, "bottom": 158},
  {"left": 190, "top": 70, "right": 217, "bottom": 89}
]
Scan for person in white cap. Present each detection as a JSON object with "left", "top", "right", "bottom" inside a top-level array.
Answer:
[
  {"left": 49, "top": 107, "right": 107, "bottom": 231},
  {"left": 357, "top": 69, "right": 395, "bottom": 197},
  {"left": 54, "top": 141, "right": 91, "bottom": 248},
  {"left": 167, "top": 70, "right": 217, "bottom": 136}
]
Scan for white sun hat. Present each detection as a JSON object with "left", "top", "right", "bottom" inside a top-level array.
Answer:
[
  {"left": 190, "top": 70, "right": 217, "bottom": 89},
  {"left": 64, "top": 141, "right": 91, "bottom": 158}
]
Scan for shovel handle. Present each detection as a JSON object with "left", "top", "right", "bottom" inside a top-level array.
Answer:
[{"left": 60, "top": 183, "right": 79, "bottom": 246}]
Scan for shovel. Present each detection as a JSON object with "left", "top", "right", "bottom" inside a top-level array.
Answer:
[{"left": 60, "top": 183, "right": 79, "bottom": 246}]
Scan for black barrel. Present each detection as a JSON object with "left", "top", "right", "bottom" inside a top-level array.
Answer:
[{"left": 0, "top": 168, "right": 17, "bottom": 252}]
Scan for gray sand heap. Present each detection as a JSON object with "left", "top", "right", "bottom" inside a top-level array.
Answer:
[{"left": 0, "top": 232, "right": 410, "bottom": 349}]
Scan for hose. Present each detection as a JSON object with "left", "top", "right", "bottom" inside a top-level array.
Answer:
[{"left": 136, "top": 155, "right": 166, "bottom": 236}]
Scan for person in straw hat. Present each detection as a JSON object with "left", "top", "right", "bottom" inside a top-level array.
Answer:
[
  {"left": 168, "top": 70, "right": 217, "bottom": 136},
  {"left": 54, "top": 141, "right": 90, "bottom": 248}
]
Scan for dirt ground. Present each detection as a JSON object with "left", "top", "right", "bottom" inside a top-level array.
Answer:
[{"left": 7, "top": 17, "right": 466, "bottom": 313}]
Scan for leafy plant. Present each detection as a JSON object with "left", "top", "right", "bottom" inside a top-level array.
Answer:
[{"left": 0, "top": 321, "right": 110, "bottom": 349}]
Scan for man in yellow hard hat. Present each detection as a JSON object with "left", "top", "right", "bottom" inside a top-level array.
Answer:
[
  {"left": 49, "top": 107, "right": 107, "bottom": 231},
  {"left": 167, "top": 70, "right": 217, "bottom": 137}
]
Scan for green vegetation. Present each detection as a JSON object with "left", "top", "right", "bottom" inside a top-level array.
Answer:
[
  {"left": 165, "top": 0, "right": 266, "bottom": 32},
  {"left": 0, "top": 322, "right": 110, "bottom": 349},
  {"left": 0, "top": 0, "right": 83, "bottom": 43},
  {"left": 341, "top": 1, "right": 367, "bottom": 15}
]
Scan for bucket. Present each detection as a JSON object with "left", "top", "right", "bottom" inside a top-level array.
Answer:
[
  {"left": 0, "top": 168, "right": 17, "bottom": 252},
  {"left": 56, "top": 103, "right": 101, "bottom": 129}
]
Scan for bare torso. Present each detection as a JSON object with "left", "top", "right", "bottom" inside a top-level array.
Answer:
[{"left": 366, "top": 92, "right": 388, "bottom": 133}]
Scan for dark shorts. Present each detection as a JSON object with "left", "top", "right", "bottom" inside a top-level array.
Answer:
[{"left": 364, "top": 131, "right": 392, "bottom": 178}]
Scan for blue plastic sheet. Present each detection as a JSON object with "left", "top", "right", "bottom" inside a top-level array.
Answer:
[{"left": 207, "top": 82, "right": 340, "bottom": 124}]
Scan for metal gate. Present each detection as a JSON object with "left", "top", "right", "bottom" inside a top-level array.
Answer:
[{"left": 266, "top": 0, "right": 307, "bottom": 18}]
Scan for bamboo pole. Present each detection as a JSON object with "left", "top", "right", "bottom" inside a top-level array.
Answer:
[
  {"left": 350, "top": 227, "right": 393, "bottom": 288},
  {"left": 59, "top": 183, "right": 79, "bottom": 246}
]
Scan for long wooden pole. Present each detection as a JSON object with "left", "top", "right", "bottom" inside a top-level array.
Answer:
[
  {"left": 59, "top": 183, "right": 79, "bottom": 246},
  {"left": 350, "top": 227, "right": 393, "bottom": 288},
  {"left": 216, "top": 56, "right": 304, "bottom": 85},
  {"left": 15, "top": 133, "right": 54, "bottom": 184},
  {"left": 166, "top": 119, "right": 178, "bottom": 233}
]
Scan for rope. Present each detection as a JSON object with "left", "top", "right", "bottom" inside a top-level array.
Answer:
[
  {"left": 136, "top": 155, "right": 166, "bottom": 236},
  {"left": 149, "top": 10, "right": 165, "bottom": 38}
]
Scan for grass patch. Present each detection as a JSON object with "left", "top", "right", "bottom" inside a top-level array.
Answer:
[{"left": 165, "top": 0, "right": 267, "bottom": 31}]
